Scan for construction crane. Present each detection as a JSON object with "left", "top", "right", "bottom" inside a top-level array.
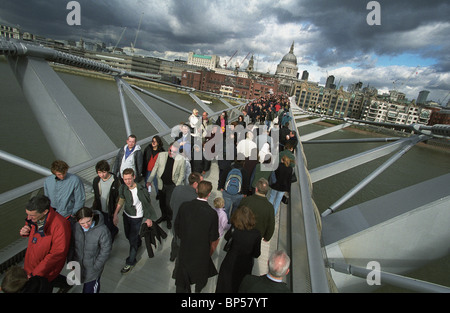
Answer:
[
  {"left": 392, "top": 65, "right": 420, "bottom": 91},
  {"left": 235, "top": 52, "right": 251, "bottom": 70},
  {"left": 130, "top": 12, "right": 144, "bottom": 54},
  {"left": 439, "top": 91, "right": 450, "bottom": 106},
  {"left": 113, "top": 27, "right": 127, "bottom": 53},
  {"left": 224, "top": 50, "right": 237, "bottom": 68},
  {"left": 336, "top": 78, "right": 342, "bottom": 89}
]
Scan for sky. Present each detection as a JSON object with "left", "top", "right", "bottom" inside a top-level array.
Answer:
[{"left": 1, "top": 0, "right": 449, "bottom": 104}]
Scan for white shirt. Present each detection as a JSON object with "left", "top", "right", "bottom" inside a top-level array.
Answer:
[
  {"left": 124, "top": 186, "right": 143, "bottom": 218},
  {"left": 237, "top": 138, "right": 257, "bottom": 158},
  {"left": 189, "top": 114, "right": 201, "bottom": 137}
]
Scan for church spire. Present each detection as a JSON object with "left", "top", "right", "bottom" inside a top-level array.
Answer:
[{"left": 289, "top": 41, "right": 294, "bottom": 54}]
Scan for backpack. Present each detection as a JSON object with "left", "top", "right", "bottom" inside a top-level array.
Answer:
[{"left": 224, "top": 168, "right": 243, "bottom": 195}]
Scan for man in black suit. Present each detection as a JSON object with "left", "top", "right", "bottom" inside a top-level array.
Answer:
[
  {"left": 174, "top": 180, "right": 219, "bottom": 293},
  {"left": 238, "top": 250, "right": 292, "bottom": 293}
]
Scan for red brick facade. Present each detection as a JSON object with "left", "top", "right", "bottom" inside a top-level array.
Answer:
[{"left": 181, "top": 70, "right": 279, "bottom": 99}]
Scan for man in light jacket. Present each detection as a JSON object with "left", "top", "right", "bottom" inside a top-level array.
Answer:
[
  {"left": 44, "top": 160, "right": 85, "bottom": 219},
  {"left": 112, "top": 134, "right": 143, "bottom": 182},
  {"left": 148, "top": 142, "right": 186, "bottom": 229}
]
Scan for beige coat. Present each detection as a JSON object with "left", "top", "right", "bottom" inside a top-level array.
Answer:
[{"left": 148, "top": 152, "right": 186, "bottom": 189}]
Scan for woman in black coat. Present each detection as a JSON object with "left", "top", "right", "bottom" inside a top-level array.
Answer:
[
  {"left": 268, "top": 155, "right": 293, "bottom": 216},
  {"left": 215, "top": 205, "right": 261, "bottom": 293}
]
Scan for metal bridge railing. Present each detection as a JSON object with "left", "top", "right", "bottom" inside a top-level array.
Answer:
[
  {"left": 289, "top": 102, "right": 333, "bottom": 292},
  {"left": 0, "top": 103, "right": 246, "bottom": 273},
  {"left": 0, "top": 38, "right": 249, "bottom": 275},
  {"left": 291, "top": 103, "right": 450, "bottom": 293}
]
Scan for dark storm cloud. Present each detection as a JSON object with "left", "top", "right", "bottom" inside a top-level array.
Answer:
[
  {"left": 1, "top": 0, "right": 449, "bottom": 101},
  {"left": 271, "top": 0, "right": 450, "bottom": 70},
  {"left": 2, "top": 0, "right": 448, "bottom": 68},
  {"left": 0, "top": 0, "right": 265, "bottom": 53}
]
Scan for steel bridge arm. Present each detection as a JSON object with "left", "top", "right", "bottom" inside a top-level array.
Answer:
[
  {"left": 329, "top": 260, "right": 450, "bottom": 293},
  {"left": 308, "top": 137, "right": 417, "bottom": 183},
  {"left": 322, "top": 135, "right": 427, "bottom": 216},
  {"left": 6, "top": 54, "right": 117, "bottom": 165},
  {"left": 0, "top": 39, "right": 118, "bottom": 74}
]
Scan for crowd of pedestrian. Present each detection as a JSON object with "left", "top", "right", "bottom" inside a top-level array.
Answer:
[{"left": 2, "top": 93, "right": 298, "bottom": 294}]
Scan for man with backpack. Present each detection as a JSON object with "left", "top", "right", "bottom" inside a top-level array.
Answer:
[{"left": 218, "top": 159, "right": 249, "bottom": 219}]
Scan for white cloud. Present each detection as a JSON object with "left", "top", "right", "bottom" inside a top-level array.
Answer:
[{"left": 327, "top": 64, "right": 449, "bottom": 102}]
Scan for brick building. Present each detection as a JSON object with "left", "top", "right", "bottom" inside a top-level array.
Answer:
[{"left": 181, "top": 69, "right": 279, "bottom": 99}]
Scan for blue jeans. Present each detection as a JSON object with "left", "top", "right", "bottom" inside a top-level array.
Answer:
[
  {"left": 223, "top": 191, "right": 244, "bottom": 219},
  {"left": 122, "top": 213, "right": 142, "bottom": 266},
  {"left": 269, "top": 189, "right": 284, "bottom": 216}
]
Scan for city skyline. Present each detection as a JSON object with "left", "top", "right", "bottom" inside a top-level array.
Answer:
[{"left": 1, "top": 0, "right": 449, "bottom": 103}]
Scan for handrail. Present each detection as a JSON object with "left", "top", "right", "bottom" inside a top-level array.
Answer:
[
  {"left": 289, "top": 102, "right": 332, "bottom": 292},
  {"left": 0, "top": 38, "right": 248, "bottom": 204},
  {"left": 0, "top": 103, "right": 246, "bottom": 274},
  {"left": 0, "top": 102, "right": 247, "bottom": 206}
]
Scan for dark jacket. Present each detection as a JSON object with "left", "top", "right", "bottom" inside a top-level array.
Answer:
[
  {"left": 218, "top": 162, "right": 249, "bottom": 195},
  {"left": 92, "top": 173, "right": 121, "bottom": 216},
  {"left": 279, "top": 125, "right": 291, "bottom": 148},
  {"left": 19, "top": 276, "right": 52, "bottom": 293},
  {"left": 270, "top": 163, "right": 293, "bottom": 192},
  {"left": 238, "top": 274, "right": 291, "bottom": 293},
  {"left": 118, "top": 183, "right": 157, "bottom": 221},
  {"left": 239, "top": 194, "right": 275, "bottom": 241},
  {"left": 174, "top": 199, "right": 219, "bottom": 289},
  {"left": 216, "top": 228, "right": 261, "bottom": 293},
  {"left": 112, "top": 145, "right": 144, "bottom": 181},
  {"left": 139, "top": 223, "right": 168, "bottom": 258},
  {"left": 170, "top": 185, "right": 198, "bottom": 225}
]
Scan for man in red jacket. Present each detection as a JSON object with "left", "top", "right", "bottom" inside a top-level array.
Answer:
[{"left": 20, "top": 195, "right": 71, "bottom": 286}]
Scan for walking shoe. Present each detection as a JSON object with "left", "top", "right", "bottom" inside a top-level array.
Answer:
[
  {"left": 56, "top": 282, "right": 73, "bottom": 293},
  {"left": 120, "top": 264, "right": 134, "bottom": 274}
]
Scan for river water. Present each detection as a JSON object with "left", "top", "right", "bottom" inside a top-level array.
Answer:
[
  {"left": 300, "top": 124, "right": 450, "bottom": 212},
  {"left": 0, "top": 59, "right": 449, "bottom": 290},
  {"left": 0, "top": 59, "right": 229, "bottom": 193}
]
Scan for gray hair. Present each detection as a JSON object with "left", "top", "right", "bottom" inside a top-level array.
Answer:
[{"left": 268, "top": 250, "right": 290, "bottom": 278}]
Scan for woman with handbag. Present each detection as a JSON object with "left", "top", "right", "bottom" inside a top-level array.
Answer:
[
  {"left": 215, "top": 205, "right": 261, "bottom": 293},
  {"left": 268, "top": 155, "right": 293, "bottom": 216}
]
